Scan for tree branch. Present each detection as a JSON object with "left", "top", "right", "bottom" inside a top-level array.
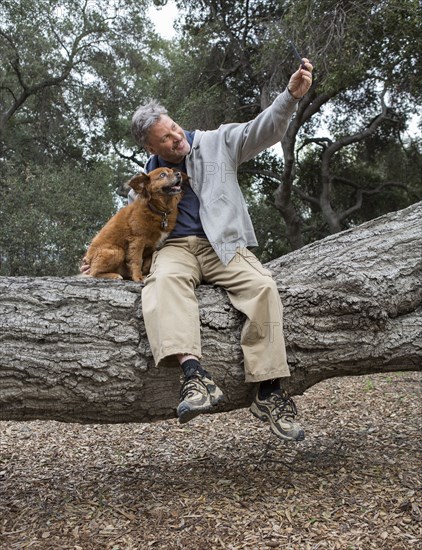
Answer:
[
  {"left": 292, "top": 185, "right": 321, "bottom": 206},
  {"left": 335, "top": 179, "right": 415, "bottom": 223},
  {"left": 0, "top": 14, "right": 108, "bottom": 131},
  {"left": 323, "top": 93, "right": 395, "bottom": 161},
  {"left": 239, "top": 167, "right": 282, "bottom": 183},
  {"left": 316, "top": 90, "right": 399, "bottom": 232},
  {"left": 112, "top": 144, "right": 145, "bottom": 168},
  {"left": 297, "top": 137, "right": 333, "bottom": 152},
  {"left": 1, "top": 202, "right": 420, "bottom": 423}
]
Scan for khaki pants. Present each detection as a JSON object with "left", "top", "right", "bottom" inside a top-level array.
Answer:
[{"left": 142, "top": 237, "right": 290, "bottom": 383}]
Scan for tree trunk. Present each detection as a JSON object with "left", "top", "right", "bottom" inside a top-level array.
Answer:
[{"left": 1, "top": 203, "right": 421, "bottom": 424}]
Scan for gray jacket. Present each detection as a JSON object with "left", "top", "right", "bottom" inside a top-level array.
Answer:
[{"left": 131, "top": 87, "right": 298, "bottom": 265}]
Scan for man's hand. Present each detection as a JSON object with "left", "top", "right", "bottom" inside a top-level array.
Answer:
[
  {"left": 80, "top": 256, "right": 91, "bottom": 276},
  {"left": 287, "top": 59, "right": 313, "bottom": 99}
]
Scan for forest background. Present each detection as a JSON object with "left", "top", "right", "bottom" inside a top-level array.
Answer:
[{"left": 1, "top": 0, "right": 421, "bottom": 277}]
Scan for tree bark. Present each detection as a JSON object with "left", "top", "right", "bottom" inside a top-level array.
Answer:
[{"left": 1, "top": 203, "right": 421, "bottom": 424}]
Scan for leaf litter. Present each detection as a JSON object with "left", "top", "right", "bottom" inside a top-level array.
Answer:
[{"left": 0, "top": 372, "right": 421, "bottom": 549}]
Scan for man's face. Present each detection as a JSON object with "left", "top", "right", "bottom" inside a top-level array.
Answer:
[{"left": 146, "top": 115, "right": 191, "bottom": 164}]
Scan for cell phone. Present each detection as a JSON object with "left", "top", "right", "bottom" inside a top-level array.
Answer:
[{"left": 289, "top": 40, "right": 306, "bottom": 70}]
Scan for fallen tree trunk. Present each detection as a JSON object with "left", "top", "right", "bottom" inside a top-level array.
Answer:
[{"left": 0, "top": 203, "right": 421, "bottom": 423}]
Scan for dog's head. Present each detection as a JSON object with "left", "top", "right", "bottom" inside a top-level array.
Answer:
[{"left": 128, "top": 168, "right": 188, "bottom": 200}]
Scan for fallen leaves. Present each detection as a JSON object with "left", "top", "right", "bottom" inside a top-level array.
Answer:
[{"left": 0, "top": 372, "right": 421, "bottom": 549}]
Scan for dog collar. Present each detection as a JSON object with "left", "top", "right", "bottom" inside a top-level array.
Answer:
[{"left": 147, "top": 203, "right": 171, "bottom": 230}]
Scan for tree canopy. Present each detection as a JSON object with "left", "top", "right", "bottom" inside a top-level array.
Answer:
[
  {"left": 162, "top": 0, "right": 421, "bottom": 250},
  {"left": 0, "top": 0, "right": 172, "bottom": 164},
  {"left": 0, "top": 0, "right": 167, "bottom": 275},
  {"left": 1, "top": 0, "right": 421, "bottom": 275}
]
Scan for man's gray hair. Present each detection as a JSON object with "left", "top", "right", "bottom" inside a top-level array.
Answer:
[{"left": 131, "top": 100, "right": 168, "bottom": 148}]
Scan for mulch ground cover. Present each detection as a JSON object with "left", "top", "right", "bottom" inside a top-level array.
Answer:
[{"left": 1, "top": 371, "right": 421, "bottom": 549}]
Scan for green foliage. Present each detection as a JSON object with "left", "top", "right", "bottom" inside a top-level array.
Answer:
[
  {"left": 248, "top": 198, "right": 291, "bottom": 262},
  {"left": 0, "top": 0, "right": 165, "bottom": 276},
  {"left": 0, "top": 0, "right": 165, "bottom": 165},
  {"left": 1, "top": 0, "right": 421, "bottom": 274},
  {"left": 238, "top": 151, "right": 292, "bottom": 261},
  {"left": 293, "top": 139, "right": 421, "bottom": 244},
  {"left": 167, "top": 0, "right": 421, "bottom": 257},
  {"left": 0, "top": 163, "right": 117, "bottom": 276}
]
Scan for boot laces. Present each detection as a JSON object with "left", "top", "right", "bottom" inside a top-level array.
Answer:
[
  {"left": 272, "top": 391, "right": 298, "bottom": 422},
  {"left": 180, "top": 376, "right": 206, "bottom": 400}
]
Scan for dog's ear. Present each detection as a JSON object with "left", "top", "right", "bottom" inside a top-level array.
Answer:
[{"left": 128, "top": 173, "right": 150, "bottom": 199}]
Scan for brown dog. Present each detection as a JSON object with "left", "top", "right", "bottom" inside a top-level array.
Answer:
[{"left": 83, "top": 167, "right": 185, "bottom": 281}]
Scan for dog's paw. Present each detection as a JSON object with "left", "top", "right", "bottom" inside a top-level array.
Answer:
[{"left": 93, "top": 273, "right": 124, "bottom": 280}]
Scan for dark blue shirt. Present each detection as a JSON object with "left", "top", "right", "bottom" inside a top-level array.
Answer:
[{"left": 145, "top": 131, "right": 207, "bottom": 239}]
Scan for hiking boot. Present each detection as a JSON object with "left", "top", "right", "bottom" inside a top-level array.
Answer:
[
  {"left": 177, "top": 374, "right": 225, "bottom": 424},
  {"left": 250, "top": 389, "right": 305, "bottom": 441}
]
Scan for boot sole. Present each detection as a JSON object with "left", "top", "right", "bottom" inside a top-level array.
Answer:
[{"left": 178, "top": 394, "right": 225, "bottom": 424}]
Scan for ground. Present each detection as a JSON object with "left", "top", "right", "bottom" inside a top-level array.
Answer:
[{"left": 1, "top": 371, "right": 421, "bottom": 550}]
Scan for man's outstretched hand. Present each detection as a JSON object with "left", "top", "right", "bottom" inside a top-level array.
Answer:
[{"left": 288, "top": 59, "right": 313, "bottom": 99}]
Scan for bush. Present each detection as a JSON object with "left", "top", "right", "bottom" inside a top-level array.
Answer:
[{"left": 0, "top": 163, "right": 118, "bottom": 276}]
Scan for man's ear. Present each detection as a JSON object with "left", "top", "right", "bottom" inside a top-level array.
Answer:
[{"left": 128, "top": 173, "right": 150, "bottom": 199}]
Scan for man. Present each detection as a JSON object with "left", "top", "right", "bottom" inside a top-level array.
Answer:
[{"left": 130, "top": 60, "right": 312, "bottom": 441}]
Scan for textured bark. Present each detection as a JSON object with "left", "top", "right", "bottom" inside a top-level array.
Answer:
[{"left": 0, "top": 203, "right": 421, "bottom": 424}]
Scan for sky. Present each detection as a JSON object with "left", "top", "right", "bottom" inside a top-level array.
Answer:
[{"left": 148, "top": 1, "right": 178, "bottom": 39}]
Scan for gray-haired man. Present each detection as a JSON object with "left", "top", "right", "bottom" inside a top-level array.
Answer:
[{"left": 129, "top": 61, "right": 312, "bottom": 441}]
